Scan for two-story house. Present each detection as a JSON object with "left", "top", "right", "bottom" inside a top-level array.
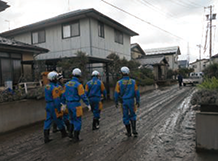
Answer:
[
  {"left": 144, "top": 46, "right": 181, "bottom": 71},
  {"left": 189, "top": 59, "right": 209, "bottom": 73},
  {"left": 131, "top": 43, "right": 146, "bottom": 59},
  {"left": 0, "top": 8, "right": 138, "bottom": 65}
]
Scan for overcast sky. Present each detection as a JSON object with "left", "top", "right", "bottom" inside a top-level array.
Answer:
[{"left": 0, "top": 0, "right": 218, "bottom": 63}]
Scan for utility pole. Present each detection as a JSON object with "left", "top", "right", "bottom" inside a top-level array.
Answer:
[
  {"left": 205, "top": 5, "right": 216, "bottom": 64},
  {"left": 197, "top": 44, "right": 202, "bottom": 72},
  {"left": 5, "top": 20, "right": 10, "bottom": 30}
]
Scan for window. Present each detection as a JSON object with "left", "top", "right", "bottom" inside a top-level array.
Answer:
[
  {"left": 114, "top": 29, "right": 123, "bottom": 44},
  {"left": 98, "top": 21, "right": 104, "bottom": 38},
  {"left": 0, "top": 52, "right": 9, "bottom": 57},
  {"left": 32, "top": 30, "right": 45, "bottom": 44},
  {"left": 63, "top": 21, "right": 80, "bottom": 39}
]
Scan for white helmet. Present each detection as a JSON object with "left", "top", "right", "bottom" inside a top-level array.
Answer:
[
  {"left": 121, "top": 66, "right": 130, "bottom": 74},
  {"left": 47, "top": 71, "right": 58, "bottom": 81},
  {"left": 92, "top": 70, "right": 100, "bottom": 76},
  {"left": 72, "top": 68, "right": 82, "bottom": 76}
]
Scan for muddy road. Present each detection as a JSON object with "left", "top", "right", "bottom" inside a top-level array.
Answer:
[{"left": 1, "top": 85, "right": 218, "bottom": 161}]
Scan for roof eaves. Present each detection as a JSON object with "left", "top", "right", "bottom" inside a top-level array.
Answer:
[{"left": 0, "top": 8, "right": 138, "bottom": 37}]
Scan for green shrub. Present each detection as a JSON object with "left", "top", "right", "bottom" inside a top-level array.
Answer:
[{"left": 197, "top": 77, "right": 218, "bottom": 90}]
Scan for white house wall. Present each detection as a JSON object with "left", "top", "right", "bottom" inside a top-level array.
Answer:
[
  {"left": 90, "top": 18, "right": 131, "bottom": 60},
  {"left": 11, "top": 17, "right": 132, "bottom": 60}
]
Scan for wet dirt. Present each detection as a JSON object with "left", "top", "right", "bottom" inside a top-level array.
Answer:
[{"left": 0, "top": 85, "right": 218, "bottom": 161}]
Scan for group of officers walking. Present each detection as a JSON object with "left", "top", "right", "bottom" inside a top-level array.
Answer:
[{"left": 43, "top": 66, "right": 140, "bottom": 144}]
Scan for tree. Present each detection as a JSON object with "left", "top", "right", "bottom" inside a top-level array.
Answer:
[
  {"left": 203, "top": 63, "right": 218, "bottom": 78},
  {"left": 57, "top": 51, "right": 89, "bottom": 81}
]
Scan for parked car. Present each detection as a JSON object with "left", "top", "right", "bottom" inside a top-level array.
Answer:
[{"left": 183, "top": 72, "right": 203, "bottom": 86}]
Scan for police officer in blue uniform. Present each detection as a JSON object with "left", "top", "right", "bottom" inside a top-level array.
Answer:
[
  {"left": 114, "top": 67, "right": 140, "bottom": 137},
  {"left": 85, "top": 70, "right": 107, "bottom": 130},
  {"left": 43, "top": 71, "right": 67, "bottom": 143},
  {"left": 64, "top": 68, "right": 91, "bottom": 142}
]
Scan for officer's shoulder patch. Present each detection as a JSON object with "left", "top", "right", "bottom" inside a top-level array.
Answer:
[
  {"left": 68, "top": 81, "right": 75, "bottom": 86},
  {"left": 45, "top": 84, "right": 51, "bottom": 90}
]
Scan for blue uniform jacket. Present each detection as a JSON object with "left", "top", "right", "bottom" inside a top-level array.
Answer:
[
  {"left": 114, "top": 76, "right": 140, "bottom": 104},
  {"left": 64, "top": 77, "right": 89, "bottom": 106},
  {"left": 44, "top": 82, "right": 60, "bottom": 109},
  {"left": 85, "top": 76, "right": 107, "bottom": 99}
]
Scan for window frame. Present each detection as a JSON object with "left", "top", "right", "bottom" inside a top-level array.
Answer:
[
  {"left": 114, "top": 29, "right": 123, "bottom": 44},
  {"left": 98, "top": 21, "right": 104, "bottom": 38},
  {"left": 31, "top": 29, "right": 46, "bottom": 44},
  {"left": 62, "top": 21, "right": 80, "bottom": 39}
]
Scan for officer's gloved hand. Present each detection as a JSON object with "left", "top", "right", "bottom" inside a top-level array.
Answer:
[
  {"left": 87, "top": 105, "right": 91, "bottom": 111},
  {"left": 61, "top": 104, "right": 67, "bottom": 112},
  {"left": 115, "top": 103, "right": 119, "bottom": 108},
  {"left": 136, "top": 102, "right": 140, "bottom": 108}
]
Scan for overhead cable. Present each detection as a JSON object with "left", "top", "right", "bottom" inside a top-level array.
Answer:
[{"left": 101, "top": 0, "right": 186, "bottom": 41}]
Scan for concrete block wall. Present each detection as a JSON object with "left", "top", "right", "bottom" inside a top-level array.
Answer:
[
  {"left": 196, "top": 112, "right": 218, "bottom": 151},
  {"left": 0, "top": 99, "right": 45, "bottom": 134}
]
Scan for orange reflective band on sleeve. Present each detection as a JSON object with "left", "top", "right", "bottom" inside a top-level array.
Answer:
[
  {"left": 55, "top": 108, "right": 63, "bottom": 118},
  {"left": 76, "top": 106, "right": 83, "bottom": 117},
  {"left": 85, "top": 84, "right": 89, "bottom": 92},
  {"left": 134, "top": 83, "right": 138, "bottom": 91},
  {"left": 52, "top": 87, "right": 60, "bottom": 99},
  {"left": 99, "top": 101, "right": 103, "bottom": 111},
  {"left": 78, "top": 84, "right": 85, "bottom": 96},
  {"left": 134, "top": 104, "right": 138, "bottom": 112},
  {"left": 101, "top": 82, "right": 105, "bottom": 91},
  {"left": 115, "top": 82, "right": 120, "bottom": 93}
]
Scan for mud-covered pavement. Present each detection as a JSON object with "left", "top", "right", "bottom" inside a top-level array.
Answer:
[{"left": 1, "top": 85, "right": 218, "bottom": 161}]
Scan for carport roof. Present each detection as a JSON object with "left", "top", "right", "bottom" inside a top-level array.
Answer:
[{"left": 22, "top": 55, "right": 112, "bottom": 64}]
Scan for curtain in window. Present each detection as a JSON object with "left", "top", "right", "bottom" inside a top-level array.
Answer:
[{"left": 63, "top": 25, "right": 71, "bottom": 38}]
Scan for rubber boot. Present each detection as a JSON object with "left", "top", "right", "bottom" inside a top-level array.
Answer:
[
  {"left": 44, "top": 129, "right": 52, "bottom": 143},
  {"left": 68, "top": 124, "right": 74, "bottom": 139},
  {"left": 125, "top": 124, "right": 132, "bottom": 137},
  {"left": 65, "top": 120, "right": 70, "bottom": 132},
  {"left": 74, "top": 131, "right": 83, "bottom": 143},
  {"left": 60, "top": 128, "right": 68, "bottom": 138},
  {"left": 92, "top": 118, "right": 98, "bottom": 130},
  {"left": 52, "top": 123, "right": 58, "bottom": 133},
  {"left": 96, "top": 118, "right": 100, "bottom": 129},
  {"left": 131, "top": 120, "right": 138, "bottom": 137}
]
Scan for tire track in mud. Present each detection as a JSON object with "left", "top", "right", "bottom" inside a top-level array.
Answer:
[{"left": 95, "top": 86, "right": 195, "bottom": 161}]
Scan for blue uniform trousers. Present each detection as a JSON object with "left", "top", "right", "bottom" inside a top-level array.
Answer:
[
  {"left": 89, "top": 97, "right": 101, "bottom": 119},
  {"left": 67, "top": 102, "right": 82, "bottom": 131},
  {"left": 44, "top": 103, "right": 65, "bottom": 130},
  {"left": 122, "top": 98, "right": 136, "bottom": 125}
]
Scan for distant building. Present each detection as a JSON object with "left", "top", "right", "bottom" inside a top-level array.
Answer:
[
  {"left": 189, "top": 59, "right": 209, "bottom": 73},
  {"left": 211, "top": 53, "right": 218, "bottom": 64},
  {"left": 178, "top": 60, "right": 189, "bottom": 68},
  {"left": 131, "top": 43, "right": 145, "bottom": 59},
  {"left": 144, "top": 46, "right": 181, "bottom": 70},
  {"left": 137, "top": 55, "right": 168, "bottom": 80}
]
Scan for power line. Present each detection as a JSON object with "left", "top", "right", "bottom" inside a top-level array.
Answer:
[
  {"left": 101, "top": 0, "right": 186, "bottom": 41},
  {"left": 138, "top": 0, "right": 176, "bottom": 18}
]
